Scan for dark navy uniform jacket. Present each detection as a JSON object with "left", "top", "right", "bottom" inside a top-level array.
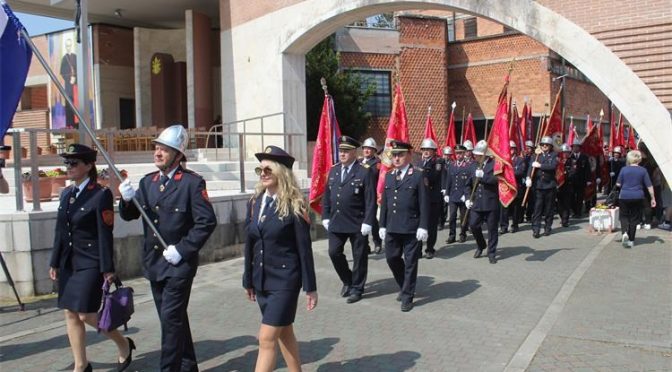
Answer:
[
  {"left": 512, "top": 155, "right": 527, "bottom": 197},
  {"left": 50, "top": 182, "right": 114, "bottom": 272},
  {"left": 444, "top": 159, "right": 472, "bottom": 201},
  {"left": 567, "top": 152, "right": 591, "bottom": 186},
  {"left": 322, "top": 161, "right": 376, "bottom": 234},
  {"left": 528, "top": 151, "right": 558, "bottom": 190},
  {"left": 419, "top": 156, "right": 445, "bottom": 204},
  {"left": 360, "top": 156, "right": 381, "bottom": 187},
  {"left": 608, "top": 157, "right": 625, "bottom": 182},
  {"left": 380, "top": 166, "right": 429, "bottom": 234},
  {"left": 243, "top": 196, "right": 317, "bottom": 293},
  {"left": 119, "top": 166, "right": 217, "bottom": 281},
  {"left": 464, "top": 158, "right": 499, "bottom": 212}
]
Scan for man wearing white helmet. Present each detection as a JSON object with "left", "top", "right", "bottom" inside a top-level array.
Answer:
[
  {"left": 359, "top": 137, "right": 383, "bottom": 254},
  {"left": 526, "top": 136, "right": 558, "bottom": 238},
  {"left": 417, "top": 138, "right": 444, "bottom": 259},
  {"left": 606, "top": 146, "right": 625, "bottom": 195},
  {"left": 557, "top": 144, "right": 574, "bottom": 227},
  {"left": 568, "top": 138, "right": 591, "bottom": 218},
  {"left": 439, "top": 146, "right": 453, "bottom": 230},
  {"left": 462, "top": 140, "right": 474, "bottom": 163},
  {"left": 523, "top": 140, "right": 536, "bottom": 222},
  {"left": 118, "top": 125, "right": 217, "bottom": 371},
  {"left": 499, "top": 141, "right": 527, "bottom": 234},
  {"left": 443, "top": 145, "right": 470, "bottom": 243},
  {"left": 464, "top": 140, "right": 499, "bottom": 264}
]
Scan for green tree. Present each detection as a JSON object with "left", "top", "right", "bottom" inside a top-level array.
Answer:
[{"left": 305, "top": 36, "right": 374, "bottom": 141}]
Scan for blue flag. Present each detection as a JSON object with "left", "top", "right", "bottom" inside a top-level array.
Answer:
[{"left": 0, "top": 2, "right": 32, "bottom": 139}]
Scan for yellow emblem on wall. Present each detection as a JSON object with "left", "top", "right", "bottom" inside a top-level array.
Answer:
[{"left": 151, "top": 57, "right": 162, "bottom": 75}]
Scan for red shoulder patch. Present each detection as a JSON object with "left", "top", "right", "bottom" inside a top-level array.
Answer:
[
  {"left": 102, "top": 210, "right": 114, "bottom": 227},
  {"left": 152, "top": 173, "right": 160, "bottom": 182},
  {"left": 174, "top": 171, "right": 183, "bottom": 181},
  {"left": 201, "top": 189, "right": 210, "bottom": 202}
]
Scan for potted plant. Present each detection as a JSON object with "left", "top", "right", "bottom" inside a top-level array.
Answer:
[
  {"left": 22, "top": 170, "right": 53, "bottom": 202},
  {"left": 46, "top": 168, "right": 68, "bottom": 197},
  {"left": 98, "top": 168, "right": 128, "bottom": 199}
]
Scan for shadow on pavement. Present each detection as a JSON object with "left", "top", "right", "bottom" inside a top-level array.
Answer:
[
  {"left": 202, "top": 337, "right": 339, "bottom": 371},
  {"left": 633, "top": 235, "right": 667, "bottom": 245},
  {"left": 316, "top": 350, "right": 421, "bottom": 371},
  {"left": 0, "top": 296, "right": 60, "bottom": 326},
  {"left": 0, "top": 327, "right": 140, "bottom": 363},
  {"left": 497, "top": 246, "right": 573, "bottom": 262},
  {"left": 363, "top": 278, "right": 404, "bottom": 299},
  {"left": 434, "top": 243, "right": 474, "bottom": 259},
  {"left": 414, "top": 279, "right": 480, "bottom": 307}
]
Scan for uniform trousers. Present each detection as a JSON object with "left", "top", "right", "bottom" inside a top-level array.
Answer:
[
  {"left": 385, "top": 233, "right": 421, "bottom": 303},
  {"left": 150, "top": 276, "right": 198, "bottom": 372},
  {"left": 469, "top": 209, "right": 499, "bottom": 257},
  {"left": 557, "top": 187, "right": 573, "bottom": 225},
  {"left": 440, "top": 202, "right": 449, "bottom": 228},
  {"left": 448, "top": 202, "right": 468, "bottom": 239},
  {"left": 370, "top": 218, "right": 383, "bottom": 248},
  {"left": 525, "top": 189, "right": 535, "bottom": 221},
  {"left": 422, "top": 203, "right": 441, "bottom": 254},
  {"left": 328, "top": 232, "right": 368, "bottom": 295},
  {"left": 533, "top": 188, "right": 556, "bottom": 233},
  {"left": 499, "top": 196, "right": 523, "bottom": 230},
  {"left": 619, "top": 198, "right": 643, "bottom": 241},
  {"left": 571, "top": 183, "right": 586, "bottom": 216}
]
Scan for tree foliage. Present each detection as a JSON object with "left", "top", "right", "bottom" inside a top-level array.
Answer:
[{"left": 305, "top": 36, "right": 374, "bottom": 141}]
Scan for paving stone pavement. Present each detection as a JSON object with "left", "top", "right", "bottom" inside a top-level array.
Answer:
[{"left": 1, "top": 218, "right": 670, "bottom": 371}]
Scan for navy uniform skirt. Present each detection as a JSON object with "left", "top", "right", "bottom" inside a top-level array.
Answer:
[
  {"left": 256, "top": 289, "right": 300, "bottom": 326},
  {"left": 58, "top": 267, "right": 104, "bottom": 313}
]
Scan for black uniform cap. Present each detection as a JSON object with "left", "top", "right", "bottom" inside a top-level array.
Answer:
[
  {"left": 255, "top": 145, "right": 295, "bottom": 169},
  {"left": 60, "top": 143, "right": 97, "bottom": 162},
  {"left": 389, "top": 140, "right": 412, "bottom": 153},
  {"left": 338, "top": 135, "right": 361, "bottom": 150}
]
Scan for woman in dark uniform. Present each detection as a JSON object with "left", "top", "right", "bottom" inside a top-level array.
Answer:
[
  {"left": 49, "top": 144, "right": 135, "bottom": 372},
  {"left": 243, "top": 146, "right": 318, "bottom": 372}
]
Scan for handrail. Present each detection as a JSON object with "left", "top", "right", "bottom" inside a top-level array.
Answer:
[{"left": 205, "top": 112, "right": 286, "bottom": 159}]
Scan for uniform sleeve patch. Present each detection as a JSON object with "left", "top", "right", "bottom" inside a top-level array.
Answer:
[
  {"left": 102, "top": 210, "right": 114, "bottom": 227},
  {"left": 201, "top": 189, "right": 210, "bottom": 202}
]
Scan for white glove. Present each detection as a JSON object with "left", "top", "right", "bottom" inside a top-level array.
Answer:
[
  {"left": 460, "top": 195, "right": 466, "bottom": 203},
  {"left": 475, "top": 169, "right": 484, "bottom": 178},
  {"left": 525, "top": 178, "right": 532, "bottom": 188},
  {"left": 609, "top": 172, "right": 615, "bottom": 177},
  {"left": 416, "top": 228, "right": 428, "bottom": 242},
  {"left": 361, "top": 223, "right": 372, "bottom": 236},
  {"left": 379, "top": 227, "right": 386, "bottom": 240},
  {"left": 163, "top": 245, "right": 182, "bottom": 265},
  {"left": 596, "top": 178, "right": 601, "bottom": 185},
  {"left": 322, "top": 219, "right": 330, "bottom": 231},
  {"left": 118, "top": 179, "right": 135, "bottom": 202},
  {"left": 444, "top": 195, "right": 450, "bottom": 204},
  {"left": 532, "top": 161, "right": 541, "bottom": 168},
  {"left": 587, "top": 181, "right": 593, "bottom": 186},
  {"left": 465, "top": 200, "right": 473, "bottom": 209},
  {"left": 441, "top": 189, "right": 446, "bottom": 195}
]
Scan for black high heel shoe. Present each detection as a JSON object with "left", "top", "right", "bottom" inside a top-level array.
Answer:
[
  {"left": 83, "top": 363, "right": 92, "bottom": 372},
  {"left": 117, "top": 337, "right": 136, "bottom": 372}
]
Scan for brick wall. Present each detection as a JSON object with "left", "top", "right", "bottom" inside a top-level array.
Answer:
[{"left": 30, "top": 86, "right": 48, "bottom": 109}]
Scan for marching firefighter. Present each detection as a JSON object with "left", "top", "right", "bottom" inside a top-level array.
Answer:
[
  {"left": 526, "top": 136, "right": 558, "bottom": 238},
  {"left": 417, "top": 138, "right": 444, "bottom": 259},
  {"left": 499, "top": 141, "right": 527, "bottom": 233},
  {"left": 439, "top": 146, "right": 453, "bottom": 230},
  {"left": 443, "top": 144, "right": 470, "bottom": 243},
  {"left": 359, "top": 137, "right": 383, "bottom": 254},
  {"left": 556, "top": 144, "right": 573, "bottom": 227}
]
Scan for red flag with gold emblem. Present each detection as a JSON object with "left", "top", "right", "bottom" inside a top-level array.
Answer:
[
  {"left": 487, "top": 75, "right": 517, "bottom": 207},
  {"left": 309, "top": 93, "right": 341, "bottom": 213},
  {"left": 377, "top": 83, "right": 410, "bottom": 202}
]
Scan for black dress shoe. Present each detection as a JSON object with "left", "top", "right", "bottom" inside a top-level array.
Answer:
[
  {"left": 511, "top": 226, "right": 519, "bottom": 233},
  {"left": 340, "top": 285, "right": 351, "bottom": 297},
  {"left": 401, "top": 301, "right": 414, "bottom": 312},
  {"left": 425, "top": 251, "right": 435, "bottom": 259},
  {"left": 84, "top": 363, "right": 92, "bottom": 372},
  {"left": 544, "top": 230, "right": 551, "bottom": 236},
  {"left": 118, "top": 337, "right": 136, "bottom": 371},
  {"left": 346, "top": 293, "right": 362, "bottom": 304},
  {"left": 396, "top": 293, "right": 402, "bottom": 302},
  {"left": 459, "top": 235, "right": 467, "bottom": 243},
  {"left": 499, "top": 227, "right": 508, "bottom": 234},
  {"left": 533, "top": 231, "right": 540, "bottom": 239},
  {"left": 374, "top": 244, "right": 382, "bottom": 254},
  {"left": 562, "top": 222, "right": 569, "bottom": 227},
  {"left": 473, "top": 249, "right": 483, "bottom": 258},
  {"left": 489, "top": 256, "right": 497, "bottom": 264},
  {"left": 447, "top": 237, "right": 456, "bottom": 244}
]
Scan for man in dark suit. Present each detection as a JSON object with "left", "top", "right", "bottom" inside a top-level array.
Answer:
[
  {"left": 526, "top": 136, "right": 558, "bottom": 238},
  {"left": 523, "top": 140, "right": 536, "bottom": 223},
  {"left": 606, "top": 146, "right": 625, "bottom": 195},
  {"left": 499, "top": 141, "right": 527, "bottom": 233},
  {"left": 568, "top": 138, "right": 592, "bottom": 217},
  {"left": 118, "top": 125, "right": 217, "bottom": 372},
  {"left": 556, "top": 144, "right": 573, "bottom": 227},
  {"left": 465, "top": 140, "right": 500, "bottom": 264},
  {"left": 322, "top": 136, "right": 376, "bottom": 304},
  {"left": 417, "top": 138, "right": 444, "bottom": 259},
  {"left": 379, "top": 141, "right": 429, "bottom": 312},
  {"left": 443, "top": 145, "right": 470, "bottom": 243},
  {"left": 439, "top": 146, "right": 453, "bottom": 230},
  {"left": 359, "top": 137, "right": 383, "bottom": 254}
]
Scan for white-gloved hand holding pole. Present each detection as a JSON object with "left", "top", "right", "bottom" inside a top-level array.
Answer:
[
  {"left": 163, "top": 245, "right": 182, "bottom": 265},
  {"left": 416, "top": 228, "right": 428, "bottom": 242},
  {"left": 322, "top": 219, "right": 330, "bottom": 231},
  {"left": 118, "top": 179, "right": 136, "bottom": 202}
]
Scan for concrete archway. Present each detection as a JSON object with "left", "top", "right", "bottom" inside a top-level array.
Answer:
[{"left": 221, "top": 0, "right": 671, "bottom": 181}]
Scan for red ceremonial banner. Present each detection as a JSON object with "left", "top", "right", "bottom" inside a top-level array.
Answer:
[
  {"left": 444, "top": 108, "right": 457, "bottom": 157},
  {"left": 463, "top": 113, "right": 477, "bottom": 145},
  {"left": 309, "top": 94, "right": 341, "bottom": 213},
  {"left": 377, "top": 84, "right": 410, "bottom": 202},
  {"left": 423, "top": 111, "right": 438, "bottom": 145},
  {"left": 487, "top": 76, "right": 517, "bottom": 207}
]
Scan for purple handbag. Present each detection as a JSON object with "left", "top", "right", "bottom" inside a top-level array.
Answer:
[{"left": 97, "top": 279, "right": 134, "bottom": 332}]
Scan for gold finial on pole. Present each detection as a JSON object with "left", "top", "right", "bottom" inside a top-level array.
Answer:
[{"left": 320, "top": 77, "right": 328, "bottom": 96}]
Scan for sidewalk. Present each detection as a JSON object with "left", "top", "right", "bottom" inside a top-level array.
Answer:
[{"left": 1, "top": 219, "right": 670, "bottom": 371}]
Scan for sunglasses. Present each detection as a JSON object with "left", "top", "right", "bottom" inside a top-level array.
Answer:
[
  {"left": 63, "top": 159, "right": 82, "bottom": 167},
  {"left": 391, "top": 152, "right": 407, "bottom": 158},
  {"left": 255, "top": 166, "right": 273, "bottom": 177}
]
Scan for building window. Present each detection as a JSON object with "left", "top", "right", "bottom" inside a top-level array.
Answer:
[
  {"left": 351, "top": 70, "right": 391, "bottom": 117},
  {"left": 447, "top": 18, "right": 456, "bottom": 42},
  {"left": 464, "top": 17, "right": 477, "bottom": 38}
]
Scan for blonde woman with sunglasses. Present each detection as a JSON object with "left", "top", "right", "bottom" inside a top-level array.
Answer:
[{"left": 243, "top": 145, "right": 318, "bottom": 372}]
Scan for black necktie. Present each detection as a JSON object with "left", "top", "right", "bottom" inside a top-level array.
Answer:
[{"left": 341, "top": 167, "right": 349, "bottom": 182}]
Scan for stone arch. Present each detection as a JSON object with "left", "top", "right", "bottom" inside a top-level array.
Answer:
[{"left": 221, "top": 0, "right": 671, "bottom": 180}]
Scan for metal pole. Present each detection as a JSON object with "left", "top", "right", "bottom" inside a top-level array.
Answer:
[
  {"left": 238, "top": 133, "right": 245, "bottom": 193},
  {"left": 76, "top": 0, "right": 92, "bottom": 144},
  {"left": 29, "top": 131, "right": 41, "bottom": 211},
  {"left": 19, "top": 28, "right": 169, "bottom": 250},
  {"left": 12, "top": 133, "right": 24, "bottom": 211}
]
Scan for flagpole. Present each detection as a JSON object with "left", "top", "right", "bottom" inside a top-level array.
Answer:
[
  {"left": 522, "top": 102, "right": 551, "bottom": 207},
  {"left": 19, "top": 28, "right": 169, "bottom": 250},
  {"left": 461, "top": 107, "right": 466, "bottom": 143},
  {"left": 483, "top": 118, "right": 489, "bottom": 141}
]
